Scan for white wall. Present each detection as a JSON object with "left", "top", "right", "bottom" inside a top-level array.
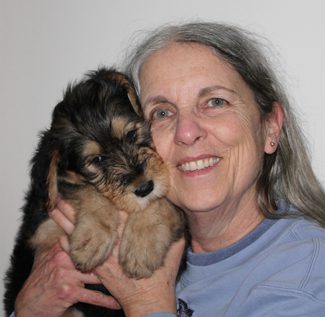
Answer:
[{"left": 1, "top": 0, "right": 324, "bottom": 314}]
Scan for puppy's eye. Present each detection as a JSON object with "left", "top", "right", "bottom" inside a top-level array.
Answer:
[
  {"left": 126, "top": 129, "right": 137, "bottom": 143},
  {"left": 91, "top": 155, "right": 106, "bottom": 165}
]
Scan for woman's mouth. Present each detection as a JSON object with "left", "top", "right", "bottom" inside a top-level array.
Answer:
[{"left": 177, "top": 156, "right": 221, "bottom": 172}]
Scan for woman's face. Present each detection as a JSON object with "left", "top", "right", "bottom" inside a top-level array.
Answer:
[{"left": 139, "top": 43, "right": 272, "bottom": 214}]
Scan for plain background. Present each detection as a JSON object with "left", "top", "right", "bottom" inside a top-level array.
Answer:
[{"left": 1, "top": 0, "right": 324, "bottom": 314}]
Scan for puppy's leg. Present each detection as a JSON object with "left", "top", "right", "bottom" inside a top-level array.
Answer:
[
  {"left": 68, "top": 187, "right": 119, "bottom": 272},
  {"left": 30, "top": 218, "right": 65, "bottom": 252},
  {"left": 119, "top": 199, "right": 184, "bottom": 278}
]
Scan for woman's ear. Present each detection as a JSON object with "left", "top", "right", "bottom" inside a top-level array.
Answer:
[{"left": 264, "top": 102, "right": 284, "bottom": 154}]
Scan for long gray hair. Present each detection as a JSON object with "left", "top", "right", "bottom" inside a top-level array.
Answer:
[{"left": 123, "top": 22, "right": 325, "bottom": 225}]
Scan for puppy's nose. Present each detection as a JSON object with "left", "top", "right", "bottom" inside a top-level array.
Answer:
[{"left": 134, "top": 180, "right": 154, "bottom": 197}]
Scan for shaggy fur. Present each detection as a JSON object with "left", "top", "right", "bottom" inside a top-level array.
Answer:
[{"left": 4, "top": 68, "right": 185, "bottom": 317}]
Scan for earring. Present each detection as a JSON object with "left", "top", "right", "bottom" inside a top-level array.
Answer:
[{"left": 270, "top": 141, "right": 276, "bottom": 147}]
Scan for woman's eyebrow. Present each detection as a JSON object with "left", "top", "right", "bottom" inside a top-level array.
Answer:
[
  {"left": 143, "top": 95, "right": 169, "bottom": 107},
  {"left": 143, "top": 86, "right": 238, "bottom": 108},
  {"left": 198, "top": 85, "right": 237, "bottom": 98}
]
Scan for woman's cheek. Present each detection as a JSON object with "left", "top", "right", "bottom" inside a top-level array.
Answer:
[{"left": 151, "top": 127, "right": 173, "bottom": 160}]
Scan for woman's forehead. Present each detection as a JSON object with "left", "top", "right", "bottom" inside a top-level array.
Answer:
[{"left": 138, "top": 43, "right": 253, "bottom": 106}]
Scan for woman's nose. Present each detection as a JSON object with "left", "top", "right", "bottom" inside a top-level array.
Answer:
[{"left": 174, "top": 112, "right": 207, "bottom": 145}]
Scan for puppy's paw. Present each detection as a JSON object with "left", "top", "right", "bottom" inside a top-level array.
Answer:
[
  {"left": 119, "top": 238, "right": 167, "bottom": 279},
  {"left": 119, "top": 199, "right": 185, "bottom": 278},
  {"left": 69, "top": 222, "right": 117, "bottom": 272},
  {"left": 119, "top": 219, "right": 174, "bottom": 279}
]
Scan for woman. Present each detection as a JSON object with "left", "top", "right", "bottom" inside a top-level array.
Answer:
[{"left": 12, "top": 22, "right": 325, "bottom": 317}]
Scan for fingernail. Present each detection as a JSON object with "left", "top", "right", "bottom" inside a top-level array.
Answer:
[
  {"left": 48, "top": 207, "right": 56, "bottom": 215},
  {"left": 55, "top": 195, "right": 62, "bottom": 205}
]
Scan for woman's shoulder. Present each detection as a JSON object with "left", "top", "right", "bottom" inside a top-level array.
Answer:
[
  {"left": 178, "top": 216, "right": 325, "bottom": 316},
  {"left": 233, "top": 216, "right": 325, "bottom": 317},
  {"left": 258, "top": 216, "right": 325, "bottom": 297},
  {"left": 277, "top": 216, "right": 325, "bottom": 242},
  {"left": 265, "top": 216, "right": 325, "bottom": 262},
  {"left": 271, "top": 200, "right": 325, "bottom": 245}
]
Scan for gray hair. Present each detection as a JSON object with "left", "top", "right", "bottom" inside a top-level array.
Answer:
[{"left": 123, "top": 22, "right": 325, "bottom": 225}]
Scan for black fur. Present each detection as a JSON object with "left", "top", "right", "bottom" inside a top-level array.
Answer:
[{"left": 3, "top": 68, "right": 143, "bottom": 317}]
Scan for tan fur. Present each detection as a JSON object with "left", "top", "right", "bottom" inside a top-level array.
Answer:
[
  {"left": 31, "top": 70, "right": 185, "bottom": 279},
  {"left": 83, "top": 141, "right": 101, "bottom": 157},
  {"left": 111, "top": 116, "right": 129, "bottom": 139},
  {"left": 30, "top": 218, "right": 64, "bottom": 252},
  {"left": 62, "top": 308, "right": 84, "bottom": 317},
  {"left": 67, "top": 186, "right": 120, "bottom": 272},
  {"left": 109, "top": 72, "right": 141, "bottom": 116},
  {"left": 47, "top": 149, "right": 60, "bottom": 211},
  {"left": 119, "top": 198, "right": 183, "bottom": 278},
  {"left": 63, "top": 171, "right": 86, "bottom": 185}
]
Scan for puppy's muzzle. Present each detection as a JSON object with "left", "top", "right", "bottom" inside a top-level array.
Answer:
[{"left": 134, "top": 180, "right": 154, "bottom": 197}]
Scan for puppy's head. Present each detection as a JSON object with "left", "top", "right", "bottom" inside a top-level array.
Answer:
[{"left": 47, "top": 68, "right": 169, "bottom": 212}]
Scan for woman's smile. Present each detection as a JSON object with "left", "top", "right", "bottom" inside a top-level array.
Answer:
[
  {"left": 177, "top": 155, "right": 221, "bottom": 174},
  {"left": 140, "top": 42, "right": 269, "bottom": 215}
]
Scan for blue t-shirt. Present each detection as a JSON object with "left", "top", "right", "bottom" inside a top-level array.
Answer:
[
  {"left": 10, "top": 216, "right": 325, "bottom": 317},
  {"left": 152, "top": 216, "right": 325, "bottom": 317}
]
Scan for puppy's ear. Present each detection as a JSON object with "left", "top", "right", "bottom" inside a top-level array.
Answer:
[
  {"left": 111, "top": 72, "right": 142, "bottom": 117},
  {"left": 47, "top": 149, "right": 60, "bottom": 211},
  {"left": 126, "top": 84, "right": 142, "bottom": 117}
]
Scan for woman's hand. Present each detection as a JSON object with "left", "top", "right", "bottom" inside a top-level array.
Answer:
[
  {"left": 14, "top": 200, "right": 121, "bottom": 317},
  {"left": 51, "top": 199, "right": 185, "bottom": 317},
  {"left": 14, "top": 242, "right": 121, "bottom": 317},
  {"left": 96, "top": 235, "right": 185, "bottom": 317}
]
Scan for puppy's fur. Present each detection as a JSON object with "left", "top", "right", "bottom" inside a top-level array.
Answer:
[{"left": 4, "top": 68, "right": 185, "bottom": 317}]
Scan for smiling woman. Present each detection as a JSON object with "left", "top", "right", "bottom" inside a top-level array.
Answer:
[
  {"left": 138, "top": 43, "right": 280, "bottom": 226},
  {"left": 121, "top": 22, "right": 325, "bottom": 316},
  {"left": 9, "top": 22, "right": 325, "bottom": 317},
  {"left": 126, "top": 23, "right": 325, "bottom": 224}
]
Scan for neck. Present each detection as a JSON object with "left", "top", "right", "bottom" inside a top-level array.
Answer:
[{"left": 188, "top": 199, "right": 265, "bottom": 253}]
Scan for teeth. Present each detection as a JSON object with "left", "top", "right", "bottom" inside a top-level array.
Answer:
[{"left": 178, "top": 157, "right": 220, "bottom": 172}]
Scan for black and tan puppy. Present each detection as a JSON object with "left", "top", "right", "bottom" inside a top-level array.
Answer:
[{"left": 4, "top": 68, "right": 185, "bottom": 317}]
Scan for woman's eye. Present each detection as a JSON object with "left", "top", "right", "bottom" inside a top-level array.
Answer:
[
  {"left": 126, "top": 129, "right": 137, "bottom": 143},
  {"left": 151, "top": 108, "right": 173, "bottom": 121},
  {"left": 207, "top": 98, "right": 227, "bottom": 108}
]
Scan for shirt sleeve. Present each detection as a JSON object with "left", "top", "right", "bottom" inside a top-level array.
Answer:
[{"left": 9, "top": 313, "right": 15, "bottom": 317}]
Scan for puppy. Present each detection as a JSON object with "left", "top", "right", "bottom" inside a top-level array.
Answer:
[{"left": 4, "top": 68, "right": 185, "bottom": 317}]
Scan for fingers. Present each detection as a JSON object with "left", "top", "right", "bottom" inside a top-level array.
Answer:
[
  {"left": 24, "top": 242, "right": 121, "bottom": 315},
  {"left": 33, "top": 242, "right": 72, "bottom": 271},
  {"left": 35, "top": 243, "right": 113, "bottom": 294},
  {"left": 56, "top": 198, "right": 76, "bottom": 223},
  {"left": 110, "top": 210, "right": 128, "bottom": 259},
  {"left": 77, "top": 272, "right": 102, "bottom": 285},
  {"left": 164, "top": 237, "right": 186, "bottom": 271},
  {"left": 77, "top": 288, "right": 121, "bottom": 310},
  {"left": 59, "top": 235, "right": 70, "bottom": 253},
  {"left": 50, "top": 200, "right": 75, "bottom": 235}
]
